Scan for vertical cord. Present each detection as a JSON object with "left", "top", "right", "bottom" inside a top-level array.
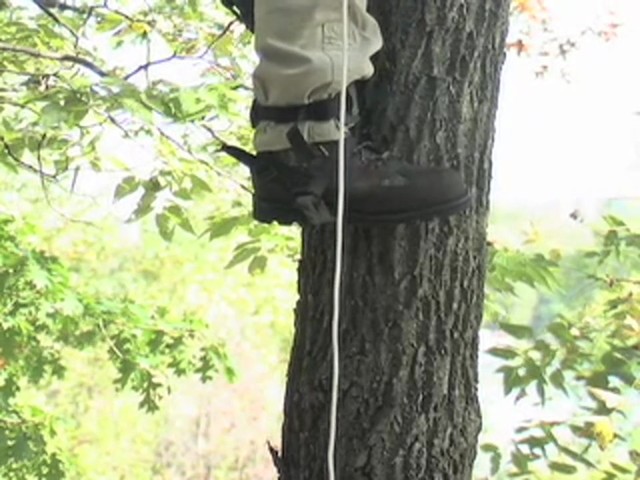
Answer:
[{"left": 327, "top": 0, "right": 349, "bottom": 478}]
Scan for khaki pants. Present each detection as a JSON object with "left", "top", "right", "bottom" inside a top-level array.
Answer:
[{"left": 253, "top": 0, "right": 383, "bottom": 152}]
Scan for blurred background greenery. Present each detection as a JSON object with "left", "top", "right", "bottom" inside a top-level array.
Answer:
[{"left": 1, "top": 0, "right": 639, "bottom": 479}]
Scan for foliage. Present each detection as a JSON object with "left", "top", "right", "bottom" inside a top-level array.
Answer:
[
  {"left": 0, "top": 0, "right": 259, "bottom": 244},
  {"left": 482, "top": 215, "right": 640, "bottom": 479},
  {"left": 0, "top": 215, "right": 234, "bottom": 479},
  {"left": 0, "top": 0, "right": 299, "bottom": 277}
]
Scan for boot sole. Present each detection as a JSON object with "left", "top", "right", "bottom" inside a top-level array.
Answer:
[{"left": 254, "top": 193, "right": 472, "bottom": 226}]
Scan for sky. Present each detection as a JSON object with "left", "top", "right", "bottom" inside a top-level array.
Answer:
[{"left": 492, "top": 0, "right": 640, "bottom": 209}]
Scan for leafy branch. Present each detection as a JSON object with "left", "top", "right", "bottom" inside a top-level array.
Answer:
[
  {"left": 0, "top": 215, "right": 234, "bottom": 477},
  {"left": 123, "top": 19, "right": 236, "bottom": 80},
  {"left": 0, "top": 42, "right": 109, "bottom": 78},
  {"left": 1, "top": 135, "right": 58, "bottom": 179},
  {"left": 32, "top": 0, "right": 80, "bottom": 45}
]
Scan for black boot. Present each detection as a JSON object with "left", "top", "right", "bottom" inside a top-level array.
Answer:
[{"left": 222, "top": 125, "right": 471, "bottom": 226}]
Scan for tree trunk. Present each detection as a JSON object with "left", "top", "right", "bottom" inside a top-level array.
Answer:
[{"left": 279, "top": 1, "right": 510, "bottom": 479}]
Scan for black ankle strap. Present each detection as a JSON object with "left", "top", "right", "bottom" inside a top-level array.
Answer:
[
  {"left": 221, "top": 127, "right": 336, "bottom": 226},
  {"left": 221, "top": 0, "right": 254, "bottom": 32},
  {"left": 250, "top": 85, "right": 359, "bottom": 127},
  {"left": 284, "top": 125, "right": 335, "bottom": 224}
]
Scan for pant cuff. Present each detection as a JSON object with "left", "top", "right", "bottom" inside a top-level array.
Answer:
[{"left": 254, "top": 120, "right": 342, "bottom": 152}]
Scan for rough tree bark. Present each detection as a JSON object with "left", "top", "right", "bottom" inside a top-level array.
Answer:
[{"left": 278, "top": 1, "right": 510, "bottom": 479}]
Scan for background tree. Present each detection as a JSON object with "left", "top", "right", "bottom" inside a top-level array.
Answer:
[
  {"left": 277, "top": 1, "right": 511, "bottom": 479},
  {"left": 483, "top": 215, "right": 640, "bottom": 478}
]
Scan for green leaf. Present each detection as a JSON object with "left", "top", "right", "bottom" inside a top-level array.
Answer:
[
  {"left": 498, "top": 322, "right": 533, "bottom": 340},
  {"left": 95, "top": 11, "right": 128, "bottom": 32},
  {"left": 510, "top": 449, "right": 530, "bottom": 473},
  {"left": 63, "top": 94, "right": 90, "bottom": 124},
  {"left": 487, "top": 346, "right": 520, "bottom": 360},
  {"left": 178, "top": 217, "right": 196, "bottom": 235},
  {"left": 155, "top": 213, "right": 175, "bottom": 242},
  {"left": 119, "top": 97, "right": 154, "bottom": 124},
  {"left": 626, "top": 233, "right": 640, "bottom": 250},
  {"left": 549, "top": 369, "right": 567, "bottom": 394},
  {"left": 547, "top": 321, "right": 572, "bottom": 344},
  {"left": 167, "top": 205, "right": 195, "bottom": 235},
  {"left": 39, "top": 102, "right": 66, "bottom": 127},
  {"left": 143, "top": 177, "right": 163, "bottom": 193},
  {"left": 609, "top": 462, "right": 631, "bottom": 474},
  {"left": 601, "top": 350, "right": 627, "bottom": 371},
  {"left": 548, "top": 461, "right": 577, "bottom": 474},
  {"left": 128, "top": 190, "right": 156, "bottom": 221},
  {"left": 248, "top": 254, "right": 267, "bottom": 275},
  {"left": 205, "top": 215, "right": 247, "bottom": 240},
  {"left": 481, "top": 443, "right": 502, "bottom": 475},
  {"left": 557, "top": 445, "right": 596, "bottom": 468},
  {"left": 498, "top": 365, "right": 525, "bottom": 396},
  {"left": 114, "top": 176, "right": 140, "bottom": 200},
  {"left": 173, "top": 188, "right": 192, "bottom": 200},
  {"left": 225, "top": 246, "right": 261, "bottom": 270},
  {"left": 603, "top": 230, "right": 620, "bottom": 249},
  {"left": 189, "top": 174, "right": 212, "bottom": 193},
  {"left": 603, "top": 215, "right": 626, "bottom": 228},
  {"left": 481, "top": 443, "right": 500, "bottom": 453},
  {"left": 520, "top": 435, "right": 550, "bottom": 450}
]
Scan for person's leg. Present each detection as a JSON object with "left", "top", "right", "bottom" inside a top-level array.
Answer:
[
  {"left": 221, "top": 0, "right": 471, "bottom": 225},
  {"left": 252, "top": 0, "right": 381, "bottom": 152}
]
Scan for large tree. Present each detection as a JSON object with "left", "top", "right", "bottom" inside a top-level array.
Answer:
[{"left": 278, "top": 1, "right": 511, "bottom": 479}]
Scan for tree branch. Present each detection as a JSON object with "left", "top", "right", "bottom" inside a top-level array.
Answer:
[
  {"left": 32, "top": 0, "right": 80, "bottom": 46},
  {"left": 33, "top": 133, "right": 95, "bottom": 225},
  {"left": 156, "top": 127, "right": 252, "bottom": 194},
  {"left": 606, "top": 276, "right": 640, "bottom": 287},
  {"left": 123, "top": 52, "right": 181, "bottom": 81},
  {"left": 0, "top": 136, "right": 58, "bottom": 179},
  {"left": 267, "top": 442, "right": 283, "bottom": 479},
  {"left": 122, "top": 20, "right": 236, "bottom": 81},
  {"left": 34, "top": 0, "right": 85, "bottom": 13},
  {"left": 0, "top": 43, "right": 109, "bottom": 78},
  {"left": 0, "top": 68, "right": 58, "bottom": 78},
  {"left": 101, "top": 0, "right": 136, "bottom": 23},
  {"left": 0, "top": 98, "right": 40, "bottom": 115},
  {"left": 198, "top": 20, "right": 237, "bottom": 59}
]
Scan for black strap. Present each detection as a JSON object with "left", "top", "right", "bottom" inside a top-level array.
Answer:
[
  {"left": 221, "top": 0, "right": 254, "bottom": 32},
  {"left": 219, "top": 144, "right": 257, "bottom": 168},
  {"left": 221, "top": 125, "right": 343, "bottom": 225},
  {"left": 286, "top": 124, "right": 322, "bottom": 162},
  {"left": 221, "top": 130, "right": 330, "bottom": 200},
  {"left": 285, "top": 125, "right": 334, "bottom": 224},
  {"left": 251, "top": 96, "right": 338, "bottom": 127},
  {"left": 250, "top": 86, "right": 358, "bottom": 127}
]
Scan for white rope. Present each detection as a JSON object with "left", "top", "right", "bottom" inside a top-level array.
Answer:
[{"left": 327, "top": 0, "right": 349, "bottom": 478}]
